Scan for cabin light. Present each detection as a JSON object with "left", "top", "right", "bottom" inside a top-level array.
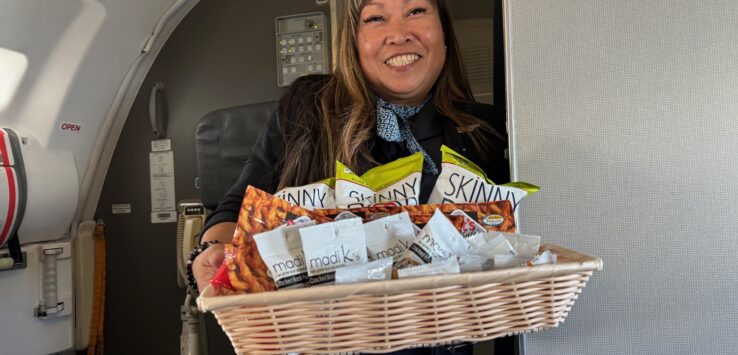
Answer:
[{"left": 0, "top": 47, "right": 28, "bottom": 114}]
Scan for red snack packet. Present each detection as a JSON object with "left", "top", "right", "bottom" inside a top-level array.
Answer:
[{"left": 210, "top": 263, "right": 233, "bottom": 291}]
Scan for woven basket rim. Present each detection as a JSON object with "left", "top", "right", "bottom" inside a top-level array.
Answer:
[{"left": 198, "top": 243, "right": 602, "bottom": 312}]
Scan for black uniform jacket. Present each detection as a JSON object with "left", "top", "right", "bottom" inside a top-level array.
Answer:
[{"left": 203, "top": 75, "right": 510, "bottom": 242}]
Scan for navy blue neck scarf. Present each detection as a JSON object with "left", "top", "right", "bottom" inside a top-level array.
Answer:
[{"left": 375, "top": 96, "right": 438, "bottom": 175}]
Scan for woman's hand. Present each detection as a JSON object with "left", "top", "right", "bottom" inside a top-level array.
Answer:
[
  {"left": 192, "top": 244, "right": 225, "bottom": 293},
  {"left": 193, "top": 222, "right": 236, "bottom": 293}
]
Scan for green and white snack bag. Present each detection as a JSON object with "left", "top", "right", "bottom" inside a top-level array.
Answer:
[
  {"left": 335, "top": 152, "right": 423, "bottom": 209},
  {"left": 275, "top": 177, "right": 336, "bottom": 210},
  {"left": 428, "top": 145, "right": 539, "bottom": 212}
]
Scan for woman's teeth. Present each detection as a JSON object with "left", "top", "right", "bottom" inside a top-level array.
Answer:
[{"left": 385, "top": 54, "right": 420, "bottom": 67}]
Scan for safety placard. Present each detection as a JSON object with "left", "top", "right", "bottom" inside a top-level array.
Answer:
[
  {"left": 151, "top": 139, "right": 171, "bottom": 152},
  {"left": 149, "top": 150, "right": 176, "bottom": 223}
]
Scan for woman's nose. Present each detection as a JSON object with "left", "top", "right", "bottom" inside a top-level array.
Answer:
[{"left": 385, "top": 19, "right": 413, "bottom": 45}]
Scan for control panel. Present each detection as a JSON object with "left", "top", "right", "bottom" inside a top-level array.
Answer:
[{"left": 275, "top": 12, "right": 329, "bottom": 87}]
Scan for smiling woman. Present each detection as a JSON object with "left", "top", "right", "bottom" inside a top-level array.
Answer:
[
  {"left": 195, "top": 0, "right": 511, "bottom": 353},
  {"left": 266, "top": 0, "right": 503, "bottom": 190},
  {"left": 357, "top": 0, "right": 446, "bottom": 105}
]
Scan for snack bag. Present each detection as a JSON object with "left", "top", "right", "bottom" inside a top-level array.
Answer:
[
  {"left": 221, "top": 186, "right": 330, "bottom": 294},
  {"left": 363, "top": 212, "right": 416, "bottom": 261},
  {"left": 299, "top": 218, "right": 368, "bottom": 286},
  {"left": 494, "top": 249, "right": 555, "bottom": 269},
  {"left": 449, "top": 209, "right": 487, "bottom": 239},
  {"left": 428, "top": 145, "right": 539, "bottom": 212},
  {"left": 526, "top": 250, "right": 557, "bottom": 266},
  {"left": 467, "top": 232, "right": 516, "bottom": 258},
  {"left": 253, "top": 221, "right": 315, "bottom": 289},
  {"left": 317, "top": 205, "right": 404, "bottom": 222},
  {"left": 397, "top": 257, "right": 460, "bottom": 279},
  {"left": 275, "top": 177, "right": 336, "bottom": 210},
  {"left": 395, "top": 209, "right": 471, "bottom": 269},
  {"left": 314, "top": 200, "right": 517, "bottom": 233},
  {"left": 210, "top": 264, "right": 235, "bottom": 293},
  {"left": 334, "top": 258, "right": 393, "bottom": 284},
  {"left": 409, "top": 213, "right": 467, "bottom": 233},
  {"left": 504, "top": 233, "right": 541, "bottom": 258},
  {"left": 335, "top": 152, "right": 423, "bottom": 208}
]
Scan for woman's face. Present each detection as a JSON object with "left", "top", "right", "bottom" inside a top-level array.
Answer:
[{"left": 357, "top": 0, "right": 446, "bottom": 106}]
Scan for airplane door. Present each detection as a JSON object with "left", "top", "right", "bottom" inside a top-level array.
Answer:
[{"left": 0, "top": 0, "right": 199, "bottom": 353}]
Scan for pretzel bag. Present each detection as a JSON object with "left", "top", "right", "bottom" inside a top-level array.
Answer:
[
  {"left": 315, "top": 200, "right": 516, "bottom": 233},
  {"left": 217, "top": 186, "right": 331, "bottom": 294}
]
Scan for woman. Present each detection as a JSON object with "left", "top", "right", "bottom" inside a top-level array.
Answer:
[{"left": 192, "top": 0, "right": 511, "bottom": 353}]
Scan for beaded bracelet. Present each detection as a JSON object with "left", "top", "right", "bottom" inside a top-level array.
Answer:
[{"left": 185, "top": 240, "right": 222, "bottom": 294}]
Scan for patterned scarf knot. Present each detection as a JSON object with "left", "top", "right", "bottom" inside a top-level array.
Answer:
[{"left": 375, "top": 96, "right": 438, "bottom": 175}]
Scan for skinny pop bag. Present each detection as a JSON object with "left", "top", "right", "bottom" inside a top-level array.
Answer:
[
  {"left": 335, "top": 152, "right": 423, "bottom": 209},
  {"left": 275, "top": 177, "right": 336, "bottom": 210},
  {"left": 428, "top": 145, "right": 539, "bottom": 212}
]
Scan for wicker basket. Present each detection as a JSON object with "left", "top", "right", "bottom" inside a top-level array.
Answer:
[{"left": 198, "top": 244, "right": 602, "bottom": 354}]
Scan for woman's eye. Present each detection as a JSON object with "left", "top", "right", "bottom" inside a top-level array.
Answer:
[
  {"left": 408, "top": 7, "right": 427, "bottom": 16},
  {"left": 362, "top": 15, "right": 384, "bottom": 24}
]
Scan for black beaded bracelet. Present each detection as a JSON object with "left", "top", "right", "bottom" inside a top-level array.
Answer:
[{"left": 186, "top": 240, "right": 222, "bottom": 294}]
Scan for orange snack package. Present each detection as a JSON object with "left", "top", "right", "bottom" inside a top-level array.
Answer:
[
  {"left": 214, "top": 186, "right": 514, "bottom": 295},
  {"left": 315, "top": 200, "right": 516, "bottom": 233},
  {"left": 222, "top": 186, "right": 331, "bottom": 293},
  {"left": 409, "top": 214, "right": 466, "bottom": 232}
]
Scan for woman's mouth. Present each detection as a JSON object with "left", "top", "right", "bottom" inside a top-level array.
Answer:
[{"left": 385, "top": 54, "right": 421, "bottom": 67}]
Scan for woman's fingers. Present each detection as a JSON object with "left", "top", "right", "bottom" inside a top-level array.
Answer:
[{"left": 193, "top": 244, "right": 225, "bottom": 293}]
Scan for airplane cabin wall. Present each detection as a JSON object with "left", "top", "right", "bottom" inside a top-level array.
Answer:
[
  {"left": 95, "top": 1, "right": 329, "bottom": 354},
  {"left": 505, "top": 1, "right": 738, "bottom": 354}
]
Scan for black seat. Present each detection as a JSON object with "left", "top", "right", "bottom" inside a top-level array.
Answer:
[{"left": 195, "top": 100, "right": 277, "bottom": 210}]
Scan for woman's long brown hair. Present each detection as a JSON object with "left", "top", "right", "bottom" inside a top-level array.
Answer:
[{"left": 277, "top": 0, "right": 502, "bottom": 190}]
